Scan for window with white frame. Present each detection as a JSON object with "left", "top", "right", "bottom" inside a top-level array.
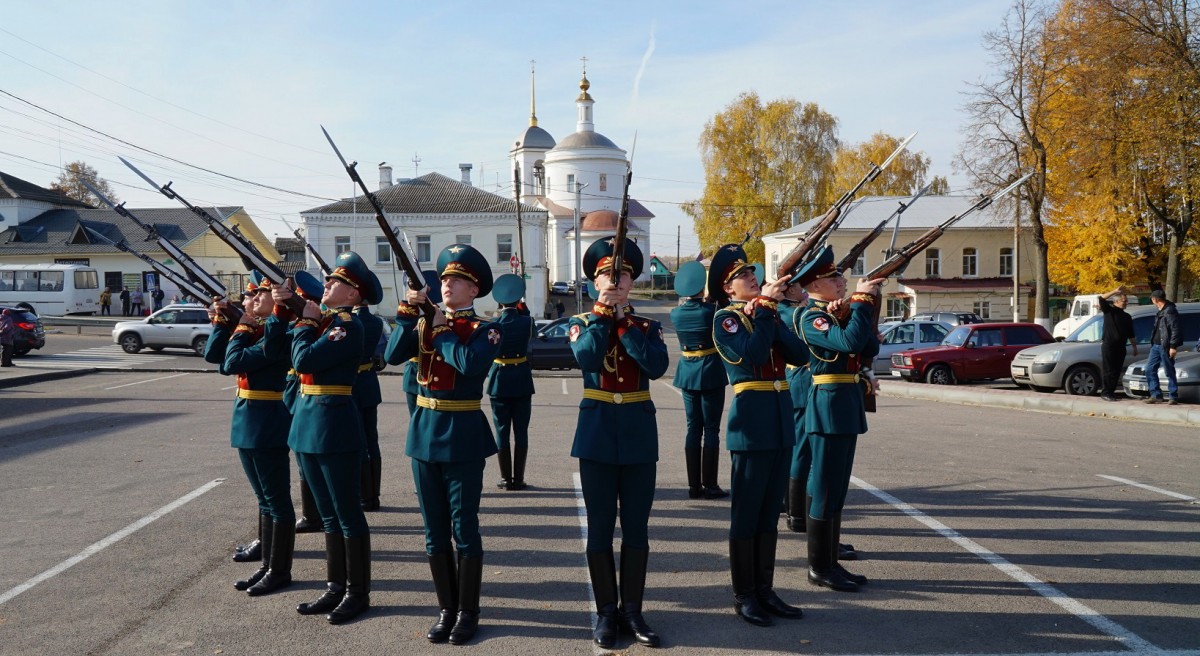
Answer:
[
  {"left": 886, "top": 297, "right": 908, "bottom": 319},
  {"left": 497, "top": 234, "right": 513, "bottom": 263},
  {"left": 770, "top": 251, "right": 779, "bottom": 275},
  {"left": 567, "top": 174, "right": 575, "bottom": 191},
  {"left": 456, "top": 234, "right": 472, "bottom": 246},
  {"left": 999, "top": 247, "right": 1013, "bottom": 276},
  {"left": 376, "top": 237, "right": 391, "bottom": 264},
  {"left": 416, "top": 235, "right": 431, "bottom": 263},
  {"left": 973, "top": 300, "right": 991, "bottom": 319},
  {"left": 335, "top": 236, "right": 351, "bottom": 255},
  {"left": 850, "top": 253, "right": 865, "bottom": 277},
  {"left": 925, "top": 248, "right": 940, "bottom": 277},
  {"left": 962, "top": 247, "right": 978, "bottom": 277}
]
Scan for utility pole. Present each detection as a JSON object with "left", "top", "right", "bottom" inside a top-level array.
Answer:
[
  {"left": 1013, "top": 199, "right": 1021, "bottom": 321},
  {"left": 574, "top": 181, "right": 589, "bottom": 309},
  {"left": 676, "top": 225, "right": 681, "bottom": 270},
  {"left": 412, "top": 153, "right": 421, "bottom": 177}
]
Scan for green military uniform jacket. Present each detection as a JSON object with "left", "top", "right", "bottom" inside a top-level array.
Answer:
[
  {"left": 352, "top": 305, "right": 384, "bottom": 409},
  {"left": 779, "top": 299, "right": 813, "bottom": 411},
  {"left": 486, "top": 307, "right": 535, "bottom": 398},
  {"left": 387, "top": 304, "right": 502, "bottom": 462},
  {"left": 223, "top": 318, "right": 291, "bottom": 449},
  {"left": 670, "top": 299, "right": 728, "bottom": 391},
  {"left": 713, "top": 298, "right": 809, "bottom": 451},
  {"left": 569, "top": 303, "right": 669, "bottom": 464},
  {"left": 287, "top": 307, "right": 365, "bottom": 454},
  {"left": 800, "top": 295, "right": 880, "bottom": 436}
]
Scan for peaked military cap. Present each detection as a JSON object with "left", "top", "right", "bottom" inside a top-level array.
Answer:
[
  {"left": 326, "top": 251, "right": 384, "bottom": 305},
  {"left": 674, "top": 260, "right": 707, "bottom": 297},
  {"left": 706, "top": 243, "right": 754, "bottom": 305},
  {"left": 583, "top": 236, "right": 643, "bottom": 281},
  {"left": 294, "top": 270, "right": 325, "bottom": 303},
  {"left": 245, "top": 270, "right": 270, "bottom": 295},
  {"left": 493, "top": 273, "right": 526, "bottom": 305},
  {"left": 437, "top": 243, "right": 493, "bottom": 297},
  {"left": 790, "top": 245, "right": 840, "bottom": 287},
  {"left": 751, "top": 263, "right": 765, "bottom": 286}
]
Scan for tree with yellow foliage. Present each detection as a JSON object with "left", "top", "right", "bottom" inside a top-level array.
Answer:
[{"left": 831, "top": 132, "right": 933, "bottom": 197}]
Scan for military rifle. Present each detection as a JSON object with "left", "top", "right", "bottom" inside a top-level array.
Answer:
[
  {"left": 282, "top": 217, "right": 332, "bottom": 275},
  {"left": 512, "top": 164, "right": 526, "bottom": 278},
  {"left": 836, "top": 183, "right": 931, "bottom": 272},
  {"left": 866, "top": 173, "right": 1031, "bottom": 279},
  {"left": 608, "top": 133, "right": 636, "bottom": 290},
  {"left": 84, "top": 227, "right": 219, "bottom": 309},
  {"left": 775, "top": 132, "right": 916, "bottom": 280},
  {"left": 320, "top": 126, "right": 437, "bottom": 319}
]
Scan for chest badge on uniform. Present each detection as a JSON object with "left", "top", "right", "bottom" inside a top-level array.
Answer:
[
  {"left": 327, "top": 326, "right": 347, "bottom": 341},
  {"left": 487, "top": 328, "right": 501, "bottom": 345},
  {"left": 812, "top": 317, "right": 830, "bottom": 332},
  {"left": 569, "top": 324, "right": 581, "bottom": 342},
  {"left": 721, "top": 316, "right": 739, "bottom": 334}
]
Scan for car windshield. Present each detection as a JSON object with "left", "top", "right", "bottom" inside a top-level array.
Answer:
[
  {"left": 942, "top": 325, "right": 971, "bottom": 347},
  {"left": 1065, "top": 314, "right": 1103, "bottom": 342}
]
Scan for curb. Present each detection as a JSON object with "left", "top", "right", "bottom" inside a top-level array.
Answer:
[
  {"left": 0, "top": 368, "right": 101, "bottom": 389},
  {"left": 881, "top": 381, "right": 1198, "bottom": 427}
]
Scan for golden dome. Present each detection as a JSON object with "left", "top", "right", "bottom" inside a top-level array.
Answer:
[{"left": 577, "top": 74, "right": 592, "bottom": 102}]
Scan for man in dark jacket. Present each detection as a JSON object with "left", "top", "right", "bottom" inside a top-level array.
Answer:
[
  {"left": 1099, "top": 287, "right": 1137, "bottom": 401},
  {"left": 1145, "top": 289, "right": 1181, "bottom": 405},
  {"left": 119, "top": 287, "right": 131, "bottom": 316}
]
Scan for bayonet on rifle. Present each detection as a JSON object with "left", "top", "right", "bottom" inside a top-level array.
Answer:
[{"left": 836, "top": 183, "right": 932, "bottom": 272}]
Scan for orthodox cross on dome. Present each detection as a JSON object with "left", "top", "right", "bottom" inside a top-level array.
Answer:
[{"left": 578, "top": 56, "right": 592, "bottom": 101}]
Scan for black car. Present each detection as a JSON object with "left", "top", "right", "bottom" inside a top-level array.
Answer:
[
  {"left": 1, "top": 304, "right": 46, "bottom": 356},
  {"left": 528, "top": 317, "right": 578, "bottom": 370}
]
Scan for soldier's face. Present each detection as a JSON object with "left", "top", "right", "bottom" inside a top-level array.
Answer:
[
  {"left": 805, "top": 273, "right": 846, "bottom": 301},
  {"left": 783, "top": 283, "right": 808, "bottom": 303},
  {"left": 247, "top": 291, "right": 273, "bottom": 317},
  {"left": 723, "top": 268, "right": 759, "bottom": 301},
  {"left": 322, "top": 279, "right": 361, "bottom": 307},
  {"left": 441, "top": 275, "right": 479, "bottom": 309},
  {"left": 595, "top": 270, "right": 632, "bottom": 294}
]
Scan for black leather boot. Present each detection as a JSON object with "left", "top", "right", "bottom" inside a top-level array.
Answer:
[
  {"left": 786, "top": 481, "right": 807, "bottom": 533},
  {"left": 234, "top": 514, "right": 272, "bottom": 590},
  {"left": 833, "top": 513, "right": 867, "bottom": 584},
  {"left": 496, "top": 446, "right": 513, "bottom": 489},
  {"left": 806, "top": 517, "right": 858, "bottom": 592},
  {"left": 685, "top": 447, "right": 703, "bottom": 498},
  {"left": 586, "top": 550, "right": 619, "bottom": 648},
  {"left": 754, "top": 533, "right": 803, "bottom": 618},
  {"left": 359, "top": 458, "right": 379, "bottom": 511},
  {"left": 618, "top": 546, "right": 661, "bottom": 647},
  {"left": 730, "top": 538, "right": 771, "bottom": 626},
  {"left": 426, "top": 552, "right": 458, "bottom": 643},
  {"left": 702, "top": 448, "right": 729, "bottom": 499},
  {"left": 232, "top": 513, "right": 266, "bottom": 562},
  {"left": 295, "top": 478, "right": 320, "bottom": 533},
  {"left": 247, "top": 520, "right": 294, "bottom": 596},
  {"left": 835, "top": 512, "right": 858, "bottom": 560},
  {"left": 369, "top": 457, "right": 382, "bottom": 510},
  {"left": 509, "top": 445, "right": 528, "bottom": 490},
  {"left": 327, "top": 535, "right": 371, "bottom": 624},
  {"left": 449, "top": 554, "right": 482, "bottom": 644},
  {"left": 297, "top": 533, "right": 346, "bottom": 614}
]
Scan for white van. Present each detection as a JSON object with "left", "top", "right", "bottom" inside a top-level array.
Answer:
[{"left": 1052, "top": 293, "right": 1141, "bottom": 340}]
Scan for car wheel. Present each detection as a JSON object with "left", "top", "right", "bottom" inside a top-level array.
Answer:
[
  {"left": 1063, "top": 365, "right": 1100, "bottom": 396},
  {"left": 120, "top": 333, "right": 143, "bottom": 354},
  {"left": 13, "top": 347, "right": 30, "bottom": 357},
  {"left": 925, "top": 364, "right": 955, "bottom": 385},
  {"left": 192, "top": 335, "right": 208, "bottom": 356}
]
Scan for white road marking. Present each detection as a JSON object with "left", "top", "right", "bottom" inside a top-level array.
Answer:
[
  {"left": 104, "top": 372, "right": 190, "bottom": 390},
  {"left": 656, "top": 380, "right": 683, "bottom": 397},
  {"left": 851, "top": 475, "right": 1162, "bottom": 654},
  {"left": 571, "top": 472, "right": 605, "bottom": 656},
  {"left": 1097, "top": 475, "right": 1197, "bottom": 502},
  {"left": 562, "top": 379, "right": 569, "bottom": 395},
  {"left": 220, "top": 384, "right": 237, "bottom": 391},
  {"left": 0, "top": 479, "right": 225, "bottom": 607}
]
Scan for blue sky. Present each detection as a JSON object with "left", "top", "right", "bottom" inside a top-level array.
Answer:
[{"left": 1, "top": 0, "right": 1014, "bottom": 258}]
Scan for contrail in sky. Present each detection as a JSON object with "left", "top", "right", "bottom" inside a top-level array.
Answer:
[{"left": 631, "top": 23, "right": 656, "bottom": 106}]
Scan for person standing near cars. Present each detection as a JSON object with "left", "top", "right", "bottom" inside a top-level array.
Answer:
[
  {"left": 1098, "top": 287, "right": 1137, "bottom": 402},
  {"left": 99, "top": 288, "right": 112, "bottom": 316},
  {"left": 0, "top": 308, "right": 15, "bottom": 367},
  {"left": 556, "top": 299, "right": 566, "bottom": 319},
  {"left": 152, "top": 287, "right": 166, "bottom": 312},
  {"left": 131, "top": 288, "right": 144, "bottom": 316},
  {"left": 1145, "top": 289, "right": 1181, "bottom": 405},
  {"left": 488, "top": 274, "right": 535, "bottom": 491},
  {"left": 120, "top": 287, "right": 131, "bottom": 316}
]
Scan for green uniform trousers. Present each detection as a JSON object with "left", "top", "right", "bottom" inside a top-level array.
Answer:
[
  {"left": 579, "top": 459, "right": 656, "bottom": 552},
  {"left": 296, "top": 451, "right": 368, "bottom": 537},
  {"left": 237, "top": 447, "right": 294, "bottom": 524},
  {"left": 412, "top": 458, "right": 486, "bottom": 557},
  {"left": 807, "top": 433, "right": 858, "bottom": 520},
  {"left": 730, "top": 450, "right": 789, "bottom": 539},
  {"left": 491, "top": 396, "right": 532, "bottom": 450},
  {"left": 682, "top": 388, "right": 725, "bottom": 450}
]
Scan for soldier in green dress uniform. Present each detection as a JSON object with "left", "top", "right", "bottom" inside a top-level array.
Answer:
[
  {"left": 570, "top": 237, "right": 669, "bottom": 649},
  {"left": 288, "top": 271, "right": 328, "bottom": 534},
  {"left": 384, "top": 244, "right": 501, "bottom": 645},
  {"left": 710, "top": 243, "right": 808, "bottom": 627},
  {"left": 778, "top": 281, "right": 812, "bottom": 532},
  {"left": 794, "top": 246, "right": 882, "bottom": 592},
  {"left": 487, "top": 274, "right": 535, "bottom": 491},
  {"left": 401, "top": 271, "right": 443, "bottom": 416},
  {"left": 353, "top": 275, "right": 385, "bottom": 511},
  {"left": 205, "top": 273, "right": 295, "bottom": 595},
  {"left": 669, "top": 260, "right": 729, "bottom": 500},
  {"left": 271, "top": 250, "right": 381, "bottom": 624}
]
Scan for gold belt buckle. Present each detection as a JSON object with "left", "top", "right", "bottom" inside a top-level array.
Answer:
[
  {"left": 612, "top": 392, "right": 624, "bottom": 404},
  {"left": 773, "top": 380, "right": 782, "bottom": 391},
  {"left": 428, "top": 398, "right": 439, "bottom": 410}
]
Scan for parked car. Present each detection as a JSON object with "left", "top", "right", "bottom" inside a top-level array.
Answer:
[
  {"left": 909, "top": 311, "right": 984, "bottom": 326},
  {"left": 873, "top": 320, "right": 952, "bottom": 374},
  {"left": 1122, "top": 351, "right": 1200, "bottom": 403},
  {"left": 550, "top": 281, "right": 570, "bottom": 295},
  {"left": 527, "top": 316, "right": 578, "bottom": 370},
  {"left": 1052, "top": 293, "right": 1141, "bottom": 340},
  {"left": 1011, "top": 303, "right": 1200, "bottom": 395},
  {"left": 112, "top": 304, "right": 213, "bottom": 355},
  {"left": 0, "top": 304, "right": 46, "bottom": 356},
  {"left": 891, "top": 322, "right": 1054, "bottom": 384}
]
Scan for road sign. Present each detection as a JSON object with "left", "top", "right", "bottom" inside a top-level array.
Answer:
[{"left": 509, "top": 254, "right": 520, "bottom": 273}]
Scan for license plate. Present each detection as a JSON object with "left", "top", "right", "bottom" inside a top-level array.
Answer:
[
  {"left": 1012, "top": 366, "right": 1027, "bottom": 376},
  {"left": 1129, "top": 380, "right": 1147, "bottom": 391}
]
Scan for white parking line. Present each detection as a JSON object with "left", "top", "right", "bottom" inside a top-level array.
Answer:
[
  {"left": 562, "top": 379, "right": 569, "bottom": 395},
  {"left": 1096, "top": 475, "right": 1197, "bottom": 502},
  {"left": 571, "top": 472, "right": 605, "bottom": 656},
  {"left": 851, "top": 475, "right": 1162, "bottom": 654},
  {"left": 220, "top": 384, "right": 237, "bottom": 391},
  {"left": 0, "top": 479, "right": 225, "bottom": 607},
  {"left": 104, "top": 373, "right": 190, "bottom": 390}
]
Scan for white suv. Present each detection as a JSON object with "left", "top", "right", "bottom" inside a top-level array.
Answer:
[{"left": 112, "top": 303, "right": 213, "bottom": 355}]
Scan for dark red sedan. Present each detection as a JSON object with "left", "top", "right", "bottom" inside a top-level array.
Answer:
[{"left": 890, "top": 322, "right": 1054, "bottom": 385}]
